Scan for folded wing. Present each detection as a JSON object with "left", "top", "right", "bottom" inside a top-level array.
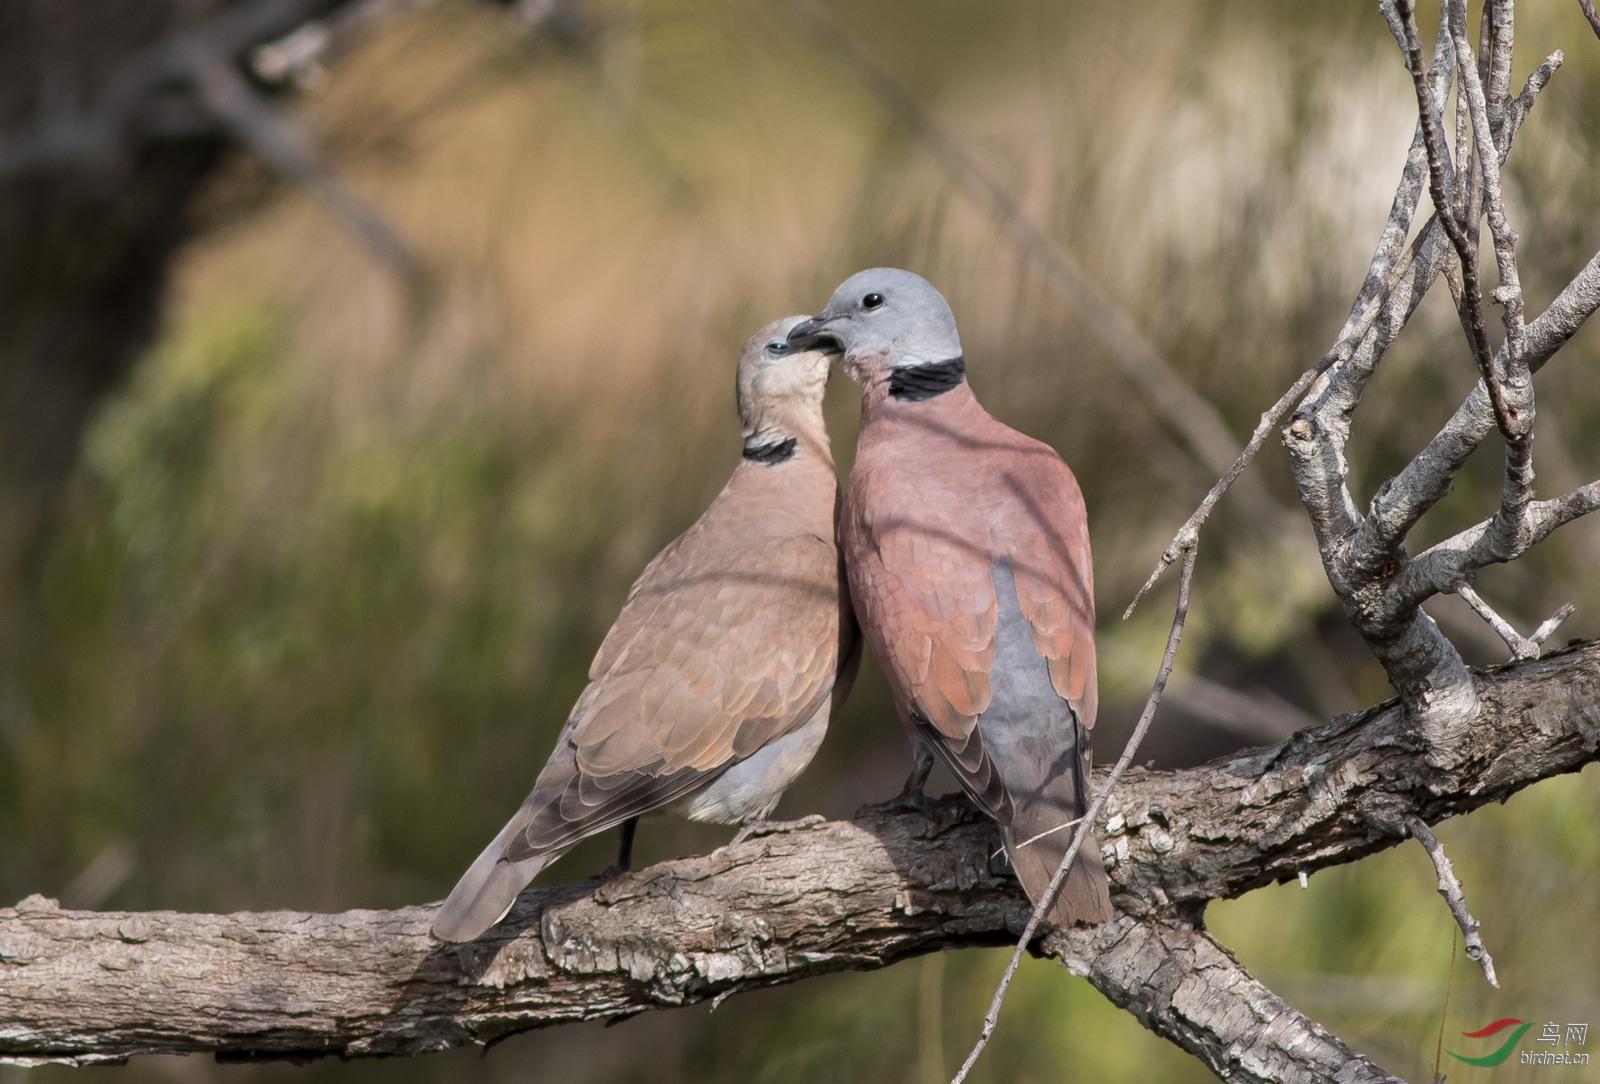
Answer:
[{"left": 432, "top": 530, "right": 848, "bottom": 941}]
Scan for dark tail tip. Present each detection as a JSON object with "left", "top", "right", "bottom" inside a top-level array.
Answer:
[
  {"left": 1006, "top": 828, "right": 1112, "bottom": 927},
  {"left": 1047, "top": 844, "right": 1112, "bottom": 926}
]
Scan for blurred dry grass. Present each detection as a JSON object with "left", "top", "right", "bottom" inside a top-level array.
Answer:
[{"left": 2, "top": 0, "right": 1600, "bottom": 1081}]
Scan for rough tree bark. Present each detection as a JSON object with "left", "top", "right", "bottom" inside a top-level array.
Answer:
[{"left": 3, "top": 642, "right": 1598, "bottom": 1079}]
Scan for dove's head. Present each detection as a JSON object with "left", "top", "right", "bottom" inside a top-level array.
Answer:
[
  {"left": 734, "top": 316, "right": 835, "bottom": 461},
  {"left": 786, "top": 268, "right": 964, "bottom": 394}
]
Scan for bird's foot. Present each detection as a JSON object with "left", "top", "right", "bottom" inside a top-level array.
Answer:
[
  {"left": 855, "top": 791, "right": 939, "bottom": 820},
  {"left": 857, "top": 791, "right": 985, "bottom": 839},
  {"left": 600, "top": 862, "right": 632, "bottom": 880}
]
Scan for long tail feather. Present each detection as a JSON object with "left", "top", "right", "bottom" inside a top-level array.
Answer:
[
  {"left": 1002, "top": 822, "right": 1112, "bottom": 927},
  {"left": 431, "top": 824, "right": 554, "bottom": 943}
]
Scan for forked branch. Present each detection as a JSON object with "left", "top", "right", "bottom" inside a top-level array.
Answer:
[
  {"left": 1273, "top": 0, "right": 1600, "bottom": 728},
  {"left": 1395, "top": 0, "right": 1518, "bottom": 440}
]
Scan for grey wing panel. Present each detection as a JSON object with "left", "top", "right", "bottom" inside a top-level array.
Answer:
[
  {"left": 981, "top": 559, "right": 1109, "bottom": 924},
  {"left": 976, "top": 559, "right": 1089, "bottom": 828}
]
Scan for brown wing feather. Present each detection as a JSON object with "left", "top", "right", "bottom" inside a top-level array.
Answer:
[
  {"left": 521, "top": 530, "right": 843, "bottom": 848},
  {"left": 585, "top": 531, "right": 692, "bottom": 680},
  {"left": 846, "top": 443, "right": 1097, "bottom": 823},
  {"left": 1006, "top": 454, "right": 1098, "bottom": 728},
  {"left": 849, "top": 468, "right": 997, "bottom": 741}
]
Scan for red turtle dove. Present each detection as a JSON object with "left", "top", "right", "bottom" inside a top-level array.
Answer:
[{"left": 788, "top": 269, "right": 1111, "bottom": 927}]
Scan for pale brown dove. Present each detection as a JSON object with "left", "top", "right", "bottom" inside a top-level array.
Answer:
[{"left": 432, "top": 317, "right": 859, "bottom": 942}]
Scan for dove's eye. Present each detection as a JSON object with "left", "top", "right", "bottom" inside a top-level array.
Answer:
[
  {"left": 862, "top": 292, "right": 885, "bottom": 310},
  {"left": 764, "top": 338, "right": 790, "bottom": 356}
]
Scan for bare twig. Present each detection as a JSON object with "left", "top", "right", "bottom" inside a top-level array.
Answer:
[
  {"left": 777, "top": 0, "right": 1286, "bottom": 529},
  {"left": 1530, "top": 602, "right": 1575, "bottom": 646},
  {"left": 1448, "top": 0, "right": 1531, "bottom": 398},
  {"left": 1484, "top": 0, "right": 1513, "bottom": 138},
  {"left": 1125, "top": 374, "right": 1310, "bottom": 616},
  {"left": 1507, "top": 51, "right": 1564, "bottom": 146},
  {"left": 1454, "top": 14, "right": 1474, "bottom": 223},
  {"left": 1405, "top": 816, "right": 1497, "bottom": 987},
  {"left": 1454, "top": 583, "right": 1537, "bottom": 659},
  {"left": 1392, "top": 480, "right": 1600, "bottom": 613},
  {"left": 953, "top": 544, "right": 1198, "bottom": 1084},
  {"left": 1396, "top": 0, "right": 1517, "bottom": 441},
  {"left": 1349, "top": 9, "right": 1456, "bottom": 345},
  {"left": 1580, "top": 0, "right": 1600, "bottom": 40}
]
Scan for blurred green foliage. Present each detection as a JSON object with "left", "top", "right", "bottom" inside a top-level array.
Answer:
[{"left": 3, "top": 0, "right": 1600, "bottom": 1081}]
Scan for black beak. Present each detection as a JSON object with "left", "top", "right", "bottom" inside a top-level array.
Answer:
[{"left": 786, "top": 313, "right": 843, "bottom": 353}]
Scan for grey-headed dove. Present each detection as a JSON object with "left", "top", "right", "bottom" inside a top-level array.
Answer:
[
  {"left": 788, "top": 269, "right": 1111, "bottom": 926},
  {"left": 432, "top": 317, "right": 860, "bottom": 942}
]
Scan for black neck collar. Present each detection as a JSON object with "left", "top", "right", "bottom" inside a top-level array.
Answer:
[
  {"left": 888, "top": 356, "right": 965, "bottom": 401},
  {"left": 742, "top": 436, "right": 797, "bottom": 464}
]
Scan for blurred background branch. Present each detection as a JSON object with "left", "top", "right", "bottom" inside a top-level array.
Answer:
[
  {"left": 186, "top": 41, "right": 422, "bottom": 285},
  {"left": 778, "top": 0, "right": 1290, "bottom": 535}
]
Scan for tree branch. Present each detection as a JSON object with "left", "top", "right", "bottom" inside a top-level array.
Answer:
[
  {"left": 1579, "top": 0, "right": 1600, "bottom": 41},
  {"left": 5, "top": 642, "right": 1598, "bottom": 1071},
  {"left": 1455, "top": 583, "right": 1538, "bottom": 660},
  {"left": 1389, "top": 479, "right": 1600, "bottom": 612},
  {"left": 1404, "top": 816, "right": 1496, "bottom": 987},
  {"left": 1355, "top": 247, "right": 1600, "bottom": 567},
  {"left": 1396, "top": 0, "right": 1517, "bottom": 440},
  {"left": 1052, "top": 915, "right": 1405, "bottom": 1084}
]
